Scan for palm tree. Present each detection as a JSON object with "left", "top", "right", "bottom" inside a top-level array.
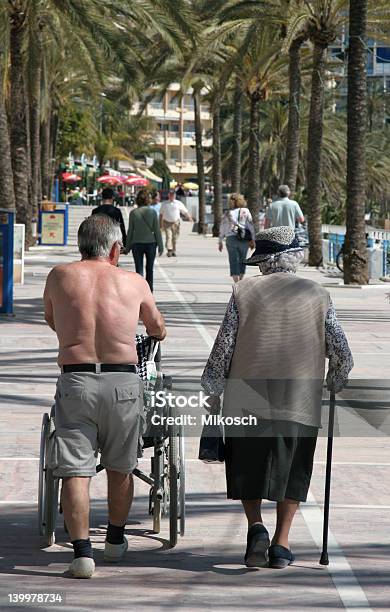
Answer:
[
  {"left": 8, "top": 1, "right": 32, "bottom": 243},
  {"left": 306, "top": 39, "right": 333, "bottom": 265},
  {"left": 287, "top": 0, "right": 389, "bottom": 264},
  {"left": 240, "top": 31, "right": 288, "bottom": 229},
  {"left": 343, "top": 0, "right": 369, "bottom": 284},
  {"left": 216, "top": 0, "right": 308, "bottom": 195},
  {"left": 211, "top": 92, "right": 223, "bottom": 236},
  {"left": 284, "top": 26, "right": 309, "bottom": 192},
  {"left": 143, "top": 1, "right": 226, "bottom": 235},
  {"left": 215, "top": 4, "right": 290, "bottom": 226},
  {"left": 193, "top": 83, "right": 207, "bottom": 233},
  {"left": 286, "top": 2, "right": 341, "bottom": 264},
  {"left": 2, "top": 0, "right": 195, "bottom": 244},
  {"left": 0, "top": 54, "right": 16, "bottom": 213},
  {"left": 26, "top": 5, "right": 44, "bottom": 217},
  {"left": 231, "top": 75, "right": 243, "bottom": 192}
]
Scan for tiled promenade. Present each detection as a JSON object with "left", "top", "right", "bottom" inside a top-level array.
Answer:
[{"left": 0, "top": 224, "right": 389, "bottom": 610}]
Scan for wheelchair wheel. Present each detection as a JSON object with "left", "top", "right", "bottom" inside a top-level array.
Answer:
[
  {"left": 168, "top": 422, "right": 179, "bottom": 548},
  {"left": 178, "top": 428, "right": 185, "bottom": 537},
  {"left": 151, "top": 443, "right": 164, "bottom": 534},
  {"left": 38, "top": 413, "right": 59, "bottom": 546},
  {"left": 38, "top": 414, "right": 49, "bottom": 536},
  {"left": 336, "top": 249, "right": 344, "bottom": 273},
  {"left": 152, "top": 498, "right": 161, "bottom": 534}
]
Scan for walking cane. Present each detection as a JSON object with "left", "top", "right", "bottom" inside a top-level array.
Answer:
[{"left": 320, "top": 391, "right": 336, "bottom": 566}]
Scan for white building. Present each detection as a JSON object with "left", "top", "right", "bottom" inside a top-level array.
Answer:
[{"left": 131, "top": 83, "right": 212, "bottom": 181}]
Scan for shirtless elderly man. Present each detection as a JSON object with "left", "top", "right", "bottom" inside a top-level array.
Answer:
[{"left": 43, "top": 214, "right": 166, "bottom": 578}]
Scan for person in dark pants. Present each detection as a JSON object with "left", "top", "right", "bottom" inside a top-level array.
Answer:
[
  {"left": 125, "top": 189, "right": 163, "bottom": 292},
  {"left": 92, "top": 187, "right": 127, "bottom": 246},
  {"left": 218, "top": 193, "right": 255, "bottom": 283},
  {"left": 202, "top": 227, "right": 353, "bottom": 570}
]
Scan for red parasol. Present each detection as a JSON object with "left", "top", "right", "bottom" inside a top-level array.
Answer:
[
  {"left": 124, "top": 177, "right": 149, "bottom": 187},
  {"left": 62, "top": 172, "right": 81, "bottom": 182},
  {"left": 97, "top": 175, "right": 125, "bottom": 185}
]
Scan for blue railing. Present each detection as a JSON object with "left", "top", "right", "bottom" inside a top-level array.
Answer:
[
  {"left": 383, "top": 240, "right": 389, "bottom": 277},
  {"left": 327, "top": 232, "right": 390, "bottom": 277},
  {"left": 328, "top": 233, "right": 345, "bottom": 265}
]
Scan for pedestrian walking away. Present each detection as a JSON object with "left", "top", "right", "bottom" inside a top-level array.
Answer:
[
  {"left": 175, "top": 183, "right": 186, "bottom": 201},
  {"left": 218, "top": 193, "right": 256, "bottom": 283},
  {"left": 264, "top": 185, "right": 304, "bottom": 229},
  {"left": 91, "top": 187, "right": 127, "bottom": 246},
  {"left": 43, "top": 214, "right": 166, "bottom": 578},
  {"left": 160, "top": 189, "right": 193, "bottom": 257},
  {"left": 125, "top": 189, "right": 164, "bottom": 292},
  {"left": 201, "top": 226, "right": 353, "bottom": 569},
  {"left": 150, "top": 190, "right": 161, "bottom": 217}
]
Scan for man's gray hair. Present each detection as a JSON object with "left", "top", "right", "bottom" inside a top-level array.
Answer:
[
  {"left": 278, "top": 184, "right": 291, "bottom": 198},
  {"left": 258, "top": 250, "right": 304, "bottom": 275},
  {"left": 78, "top": 214, "right": 122, "bottom": 259}
]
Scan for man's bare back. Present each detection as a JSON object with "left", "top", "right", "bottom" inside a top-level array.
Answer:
[{"left": 44, "top": 259, "right": 165, "bottom": 365}]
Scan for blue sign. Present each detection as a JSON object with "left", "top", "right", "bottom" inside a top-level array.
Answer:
[{"left": 0, "top": 209, "right": 15, "bottom": 315}]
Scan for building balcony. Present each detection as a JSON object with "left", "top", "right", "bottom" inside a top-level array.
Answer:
[
  {"left": 154, "top": 133, "right": 165, "bottom": 145},
  {"left": 182, "top": 135, "right": 212, "bottom": 147},
  {"left": 166, "top": 136, "right": 180, "bottom": 146},
  {"left": 373, "top": 64, "right": 390, "bottom": 76},
  {"left": 154, "top": 133, "right": 211, "bottom": 147},
  {"left": 146, "top": 105, "right": 168, "bottom": 118},
  {"left": 168, "top": 161, "right": 198, "bottom": 175}
]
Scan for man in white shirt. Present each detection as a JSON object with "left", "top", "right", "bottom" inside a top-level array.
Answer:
[
  {"left": 264, "top": 185, "right": 304, "bottom": 229},
  {"left": 159, "top": 190, "right": 193, "bottom": 257}
]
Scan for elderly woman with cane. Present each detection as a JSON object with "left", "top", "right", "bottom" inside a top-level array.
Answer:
[{"left": 201, "top": 227, "right": 353, "bottom": 569}]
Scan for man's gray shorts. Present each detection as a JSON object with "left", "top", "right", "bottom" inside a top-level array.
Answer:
[{"left": 49, "top": 372, "right": 143, "bottom": 478}]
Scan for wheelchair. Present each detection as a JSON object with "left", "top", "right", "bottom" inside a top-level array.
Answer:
[{"left": 38, "top": 336, "right": 185, "bottom": 549}]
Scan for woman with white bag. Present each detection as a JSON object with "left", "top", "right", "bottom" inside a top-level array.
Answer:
[{"left": 218, "top": 193, "right": 256, "bottom": 283}]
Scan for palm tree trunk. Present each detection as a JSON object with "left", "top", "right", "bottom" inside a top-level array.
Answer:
[
  {"left": 231, "top": 76, "right": 243, "bottom": 193},
  {"left": 0, "top": 61, "right": 16, "bottom": 212},
  {"left": 193, "top": 86, "right": 206, "bottom": 234},
  {"left": 49, "top": 110, "right": 59, "bottom": 199},
  {"left": 343, "top": 0, "right": 369, "bottom": 284},
  {"left": 306, "top": 41, "right": 327, "bottom": 266},
  {"left": 9, "top": 5, "right": 32, "bottom": 245},
  {"left": 246, "top": 91, "right": 261, "bottom": 233},
  {"left": 284, "top": 35, "right": 305, "bottom": 193},
  {"left": 212, "top": 102, "right": 223, "bottom": 237},
  {"left": 41, "top": 113, "right": 51, "bottom": 199},
  {"left": 29, "top": 49, "right": 42, "bottom": 218}
]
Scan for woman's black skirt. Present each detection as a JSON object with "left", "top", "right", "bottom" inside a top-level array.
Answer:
[{"left": 224, "top": 420, "right": 318, "bottom": 503}]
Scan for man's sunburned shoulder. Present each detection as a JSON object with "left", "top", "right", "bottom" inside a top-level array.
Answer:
[
  {"left": 47, "top": 261, "right": 79, "bottom": 278},
  {"left": 117, "top": 267, "right": 146, "bottom": 284}
]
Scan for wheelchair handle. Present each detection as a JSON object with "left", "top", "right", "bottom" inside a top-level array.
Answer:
[{"left": 147, "top": 337, "right": 161, "bottom": 362}]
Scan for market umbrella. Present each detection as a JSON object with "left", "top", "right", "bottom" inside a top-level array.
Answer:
[
  {"left": 183, "top": 182, "right": 199, "bottom": 190},
  {"left": 97, "top": 175, "right": 124, "bottom": 185},
  {"left": 125, "top": 177, "right": 149, "bottom": 187},
  {"left": 170, "top": 180, "right": 178, "bottom": 189},
  {"left": 62, "top": 172, "right": 81, "bottom": 182}
]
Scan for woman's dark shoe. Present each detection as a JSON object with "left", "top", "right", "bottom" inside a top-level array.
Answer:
[
  {"left": 244, "top": 523, "right": 270, "bottom": 568},
  {"left": 268, "top": 544, "right": 295, "bottom": 569}
]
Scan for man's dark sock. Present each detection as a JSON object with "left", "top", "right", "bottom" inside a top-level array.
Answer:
[
  {"left": 71, "top": 538, "right": 93, "bottom": 559},
  {"left": 106, "top": 522, "right": 126, "bottom": 545}
]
